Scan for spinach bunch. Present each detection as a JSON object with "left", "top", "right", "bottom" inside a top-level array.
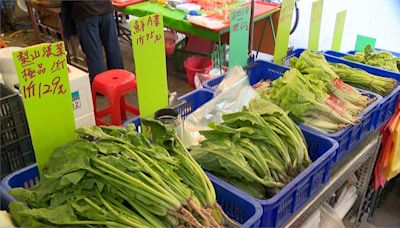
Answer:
[
  {"left": 9, "top": 120, "right": 226, "bottom": 228},
  {"left": 190, "top": 97, "right": 310, "bottom": 199}
]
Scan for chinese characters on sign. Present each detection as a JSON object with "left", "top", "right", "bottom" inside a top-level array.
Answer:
[
  {"left": 331, "top": 10, "right": 347, "bottom": 51},
  {"left": 132, "top": 14, "right": 163, "bottom": 46},
  {"left": 229, "top": 6, "right": 250, "bottom": 68},
  {"left": 308, "top": 0, "right": 324, "bottom": 50},
  {"left": 273, "top": 0, "right": 296, "bottom": 64},
  {"left": 15, "top": 42, "right": 68, "bottom": 99},
  {"left": 130, "top": 14, "right": 169, "bottom": 118},
  {"left": 12, "top": 42, "right": 76, "bottom": 176}
]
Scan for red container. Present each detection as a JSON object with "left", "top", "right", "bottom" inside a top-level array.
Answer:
[
  {"left": 164, "top": 29, "right": 177, "bottom": 55},
  {"left": 184, "top": 56, "right": 213, "bottom": 87}
]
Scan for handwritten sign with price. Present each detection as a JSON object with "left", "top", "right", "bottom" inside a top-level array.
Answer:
[
  {"left": 229, "top": 6, "right": 250, "bottom": 67},
  {"left": 13, "top": 42, "right": 76, "bottom": 176},
  {"left": 331, "top": 10, "right": 347, "bottom": 51},
  {"left": 273, "top": 0, "right": 296, "bottom": 64},
  {"left": 130, "top": 14, "right": 169, "bottom": 118},
  {"left": 308, "top": 0, "right": 324, "bottom": 50}
]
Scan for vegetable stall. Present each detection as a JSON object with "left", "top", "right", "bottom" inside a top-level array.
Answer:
[{"left": 1, "top": 1, "right": 400, "bottom": 227}]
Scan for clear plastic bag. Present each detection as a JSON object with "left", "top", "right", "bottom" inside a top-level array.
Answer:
[{"left": 181, "top": 66, "right": 258, "bottom": 147}]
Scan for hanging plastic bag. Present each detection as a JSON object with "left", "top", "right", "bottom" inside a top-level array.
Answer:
[
  {"left": 385, "top": 111, "right": 400, "bottom": 180},
  {"left": 374, "top": 100, "right": 400, "bottom": 189},
  {"left": 181, "top": 66, "right": 258, "bottom": 147}
]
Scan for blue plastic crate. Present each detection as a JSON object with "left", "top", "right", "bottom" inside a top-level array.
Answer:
[
  {"left": 0, "top": 164, "right": 263, "bottom": 227},
  {"left": 203, "top": 60, "right": 288, "bottom": 91},
  {"left": 124, "top": 88, "right": 215, "bottom": 129},
  {"left": 322, "top": 49, "right": 400, "bottom": 129},
  {"left": 122, "top": 118, "right": 338, "bottom": 227},
  {"left": 251, "top": 129, "right": 337, "bottom": 227},
  {"left": 203, "top": 59, "right": 381, "bottom": 163}
]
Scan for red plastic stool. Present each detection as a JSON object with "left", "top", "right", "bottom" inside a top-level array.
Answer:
[{"left": 92, "top": 69, "right": 139, "bottom": 126}]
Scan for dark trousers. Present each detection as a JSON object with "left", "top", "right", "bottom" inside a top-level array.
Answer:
[{"left": 75, "top": 12, "right": 124, "bottom": 80}]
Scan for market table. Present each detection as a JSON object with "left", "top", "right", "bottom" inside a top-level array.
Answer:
[{"left": 114, "top": 1, "right": 280, "bottom": 54}]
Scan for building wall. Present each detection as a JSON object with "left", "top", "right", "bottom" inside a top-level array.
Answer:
[{"left": 289, "top": 0, "right": 400, "bottom": 52}]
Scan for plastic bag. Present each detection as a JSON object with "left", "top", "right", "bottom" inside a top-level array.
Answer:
[
  {"left": 333, "top": 185, "right": 358, "bottom": 219},
  {"left": 194, "top": 72, "right": 211, "bottom": 89},
  {"left": 181, "top": 66, "right": 258, "bottom": 147},
  {"left": 319, "top": 203, "right": 345, "bottom": 228}
]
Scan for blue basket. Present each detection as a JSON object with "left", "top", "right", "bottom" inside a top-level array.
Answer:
[
  {"left": 202, "top": 59, "right": 381, "bottom": 163},
  {"left": 203, "top": 61, "right": 288, "bottom": 91},
  {"left": 124, "top": 89, "right": 215, "bottom": 131},
  {"left": 0, "top": 165, "right": 263, "bottom": 228},
  {"left": 124, "top": 117, "right": 338, "bottom": 227},
  {"left": 322, "top": 49, "right": 400, "bottom": 129},
  {"left": 254, "top": 129, "right": 337, "bottom": 227}
]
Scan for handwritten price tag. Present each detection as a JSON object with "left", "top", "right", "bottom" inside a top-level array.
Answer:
[
  {"left": 130, "top": 14, "right": 169, "bottom": 118},
  {"left": 308, "top": 0, "right": 324, "bottom": 50},
  {"left": 13, "top": 42, "right": 76, "bottom": 176},
  {"left": 273, "top": 0, "right": 296, "bottom": 64},
  {"left": 229, "top": 6, "right": 250, "bottom": 67}
]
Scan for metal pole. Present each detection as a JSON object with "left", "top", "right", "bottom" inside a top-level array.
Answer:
[{"left": 248, "top": 0, "right": 255, "bottom": 55}]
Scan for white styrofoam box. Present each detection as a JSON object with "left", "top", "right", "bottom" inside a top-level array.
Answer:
[
  {"left": 68, "top": 65, "right": 93, "bottom": 120},
  {"left": 0, "top": 47, "right": 22, "bottom": 89},
  {"left": 75, "top": 112, "right": 95, "bottom": 128}
]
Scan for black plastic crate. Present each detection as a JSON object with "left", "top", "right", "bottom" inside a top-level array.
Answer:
[
  {"left": 0, "top": 84, "right": 30, "bottom": 145},
  {"left": 1, "top": 137, "right": 35, "bottom": 178},
  {"left": 0, "top": 84, "right": 35, "bottom": 178}
]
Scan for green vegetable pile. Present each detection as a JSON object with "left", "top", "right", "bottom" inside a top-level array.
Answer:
[
  {"left": 8, "top": 120, "right": 228, "bottom": 228},
  {"left": 190, "top": 97, "right": 311, "bottom": 199},
  {"left": 329, "top": 63, "right": 397, "bottom": 96},
  {"left": 282, "top": 50, "right": 375, "bottom": 132},
  {"left": 344, "top": 45, "right": 400, "bottom": 73}
]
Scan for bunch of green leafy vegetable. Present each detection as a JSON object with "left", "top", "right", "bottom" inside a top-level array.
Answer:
[
  {"left": 344, "top": 45, "right": 400, "bottom": 72},
  {"left": 8, "top": 120, "right": 228, "bottom": 228},
  {"left": 267, "top": 68, "right": 369, "bottom": 133},
  {"left": 190, "top": 97, "right": 311, "bottom": 199},
  {"left": 291, "top": 50, "right": 373, "bottom": 108},
  {"left": 329, "top": 62, "right": 398, "bottom": 96}
]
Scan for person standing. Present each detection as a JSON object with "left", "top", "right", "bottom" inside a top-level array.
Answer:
[{"left": 62, "top": 0, "right": 124, "bottom": 81}]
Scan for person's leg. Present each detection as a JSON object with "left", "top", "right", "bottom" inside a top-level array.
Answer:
[
  {"left": 75, "top": 16, "right": 107, "bottom": 80},
  {"left": 99, "top": 12, "right": 124, "bottom": 70}
]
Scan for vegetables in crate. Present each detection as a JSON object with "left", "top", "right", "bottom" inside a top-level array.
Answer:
[
  {"left": 267, "top": 68, "right": 371, "bottom": 133},
  {"left": 344, "top": 45, "right": 400, "bottom": 72},
  {"left": 8, "top": 120, "right": 230, "bottom": 228},
  {"left": 291, "top": 50, "right": 372, "bottom": 108},
  {"left": 190, "top": 97, "right": 311, "bottom": 199},
  {"left": 329, "top": 63, "right": 397, "bottom": 96}
]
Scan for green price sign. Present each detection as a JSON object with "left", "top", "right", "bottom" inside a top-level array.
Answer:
[
  {"left": 331, "top": 10, "right": 347, "bottom": 51},
  {"left": 13, "top": 42, "right": 76, "bottom": 176},
  {"left": 355, "top": 35, "right": 376, "bottom": 51},
  {"left": 131, "top": 14, "right": 169, "bottom": 118},
  {"left": 229, "top": 6, "right": 250, "bottom": 68},
  {"left": 308, "top": 0, "right": 324, "bottom": 51},
  {"left": 273, "top": 0, "right": 296, "bottom": 64}
]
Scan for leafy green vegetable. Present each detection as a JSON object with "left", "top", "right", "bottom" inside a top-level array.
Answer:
[
  {"left": 344, "top": 45, "right": 399, "bottom": 72},
  {"left": 190, "top": 97, "right": 311, "bottom": 199},
  {"left": 330, "top": 62, "right": 397, "bottom": 96},
  {"left": 9, "top": 122, "right": 227, "bottom": 228}
]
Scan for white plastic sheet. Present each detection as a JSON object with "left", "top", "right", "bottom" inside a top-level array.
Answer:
[{"left": 182, "top": 67, "right": 258, "bottom": 147}]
